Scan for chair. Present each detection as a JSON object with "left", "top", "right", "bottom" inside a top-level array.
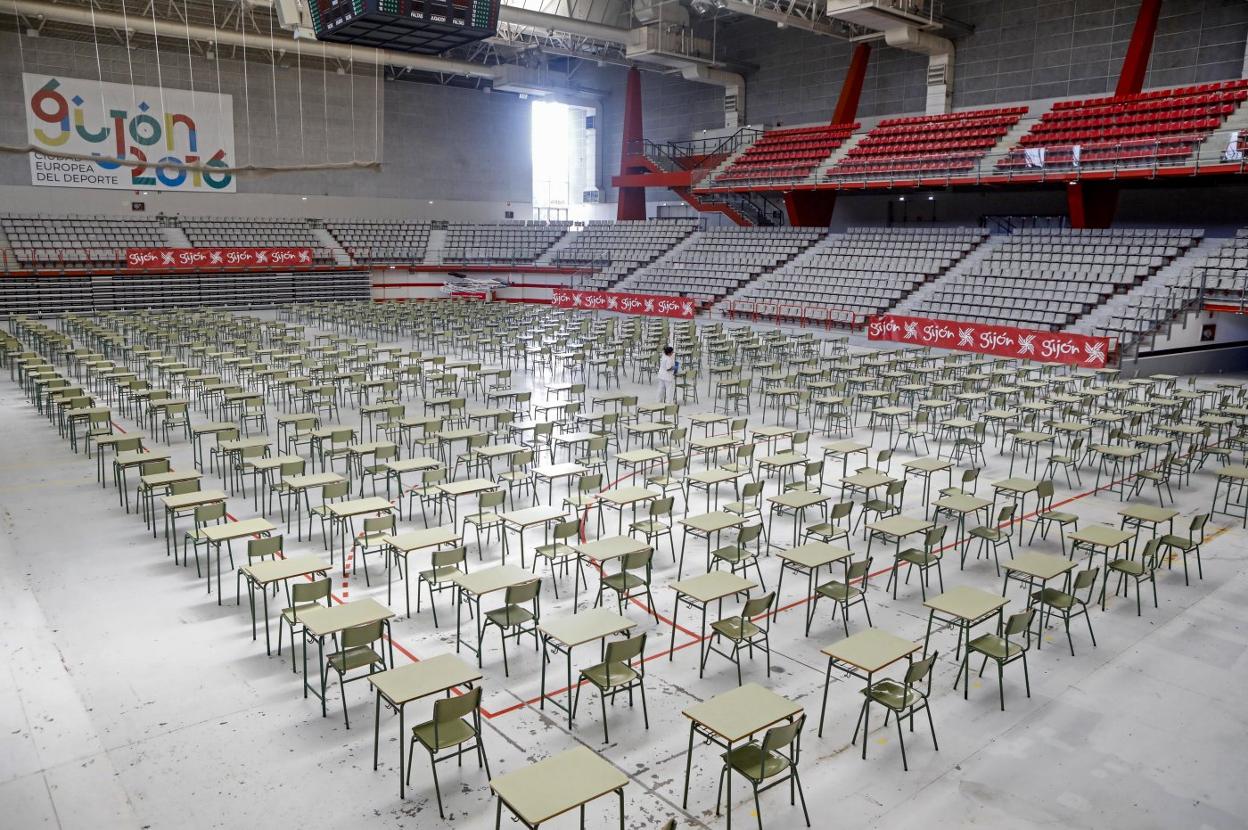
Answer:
[
  {"left": 859, "top": 480, "right": 905, "bottom": 534},
  {"left": 598, "top": 547, "right": 660, "bottom": 623},
  {"left": 1158, "top": 512, "right": 1208, "bottom": 585},
  {"left": 967, "top": 505, "right": 1015, "bottom": 575},
  {"left": 808, "top": 557, "right": 873, "bottom": 637},
  {"left": 890, "top": 525, "right": 947, "bottom": 600},
  {"left": 1044, "top": 436, "right": 1084, "bottom": 487},
  {"left": 783, "top": 460, "right": 824, "bottom": 493},
  {"left": 855, "top": 653, "right": 938, "bottom": 771},
  {"left": 234, "top": 534, "right": 283, "bottom": 604},
  {"left": 1107, "top": 537, "right": 1163, "bottom": 615},
  {"left": 720, "top": 442, "right": 755, "bottom": 477},
  {"left": 1131, "top": 451, "right": 1177, "bottom": 505},
  {"left": 1029, "top": 480, "right": 1078, "bottom": 556},
  {"left": 418, "top": 545, "right": 468, "bottom": 627},
  {"left": 277, "top": 577, "right": 331, "bottom": 672},
  {"left": 573, "top": 633, "right": 649, "bottom": 743},
  {"left": 325, "top": 620, "right": 389, "bottom": 727},
  {"left": 408, "top": 468, "right": 449, "bottom": 527},
  {"left": 351, "top": 513, "right": 395, "bottom": 584},
  {"left": 160, "top": 401, "right": 192, "bottom": 444},
  {"left": 453, "top": 433, "right": 490, "bottom": 480},
  {"left": 952, "top": 422, "right": 987, "bottom": 466},
  {"left": 645, "top": 456, "right": 687, "bottom": 502},
  {"left": 497, "top": 449, "right": 534, "bottom": 507},
  {"left": 715, "top": 713, "right": 810, "bottom": 828},
  {"left": 267, "top": 458, "right": 306, "bottom": 518},
  {"left": 872, "top": 448, "right": 893, "bottom": 474},
  {"left": 938, "top": 467, "right": 979, "bottom": 498},
  {"left": 182, "top": 501, "right": 227, "bottom": 576},
  {"left": 702, "top": 592, "right": 775, "bottom": 685},
  {"left": 311, "top": 479, "right": 350, "bottom": 550},
  {"left": 710, "top": 523, "right": 766, "bottom": 588},
  {"left": 481, "top": 579, "right": 541, "bottom": 675},
  {"left": 360, "top": 443, "right": 399, "bottom": 496},
  {"left": 896, "top": 410, "right": 931, "bottom": 454},
  {"left": 802, "top": 500, "right": 853, "bottom": 547},
  {"left": 563, "top": 473, "right": 604, "bottom": 535},
  {"left": 629, "top": 496, "right": 675, "bottom": 561},
  {"left": 1030, "top": 568, "right": 1098, "bottom": 656},
  {"left": 463, "top": 490, "right": 506, "bottom": 559},
  {"left": 406, "top": 686, "right": 490, "bottom": 819},
  {"left": 533, "top": 520, "right": 582, "bottom": 596},
  {"left": 957, "top": 610, "right": 1035, "bottom": 710}
]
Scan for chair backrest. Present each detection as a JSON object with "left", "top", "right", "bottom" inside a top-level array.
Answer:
[
  {"left": 248, "top": 535, "right": 283, "bottom": 560},
  {"left": 831, "top": 500, "right": 853, "bottom": 521},
  {"left": 1004, "top": 609, "right": 1035, "bottom": 644},
  {"left": 422, "top": 468, "right": 446, "bottom": 486},
  {"left": 1036, "top": 479, "right": 1055, "bottom": 501},
  {"left": 1189, "top": 512, "right": 1209, "bottom": 537},
  {"left": 845, "top": 557, "right": 871, "bottom": 583},
  {"left": 505, "top": 579, "right": 542, "bottom": 606},
  {"left": 905, "top": 651, "right": 937, "bottom": 688},
  {"left": 578, "top": 473, "right": 603, "bottom": 493},
  {"left": 340, "top": 619, "right": 385, "bottom": 650},
  {"left": 924, "top": 524, "right": 948, "bottom": 548},
  {"left": 996, "top": 504, "right": 1016, "bottom": 522},
  {"left": 603, "top": 632, "right": 646, "bottom": 667},
  {"left": 736, "top": 442, "right": 756, "bottom": 460},
  {"left": 651, "top": 496, "right": 675, "bottom": 517},
  {"left": 195, "top": 501, "right": 226, "bottom": 523},
  {"left": 1140, "top": 537, "right": 1163, "bottom": 570},
  {"left": 169, "top": 478, "right": 200, "bottom": 495},
  {"left": 141, "top": 458, "right": 171, "bottom": 475},
  {"left": 741, "top": 591, "right": 775, "bottom": 618},
  {"left": 280, "top": 459, "right": 306, "bottom": 477},
  {"left": 431, "top": 545, "right": 467, "bottom": 568},
  {"left": 760, "top": 713, "right": 805, "bottom": 759},
  {"left": 331, "top": 427, "right": 353, "bottom": 443},
  {"left": 741, "top": 480, "right": 765, "bottom": 500},
  {"left": 1073, "top": 567, "right": 1099, "bottom": 595},
  {"left": 363, "top": 514, "right": 395, "bottom": 534},
  {"left": 621, "top": 548, "right": 654, "bottom": 573},
  {"left": 552, "top": 520, "right": 580, "bottom": 542},
  {"left": 291, "top": 576, "right": 331, "bottom": 607},
  {"left": 479, "top": 490, "right": 506, "bottom": 510},
  {"left": 431, "top": 684, "right": 482, "bottom": 727},
  {"left": 738, "top": 523, "right": 763, "bottom": 545},
  {"left": 323, "top": 480, "right": 350, "bottom": 500}
]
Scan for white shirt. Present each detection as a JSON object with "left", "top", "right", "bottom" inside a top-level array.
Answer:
[{"left": 658, "top": 354, "right": 676, "bottom": 383}]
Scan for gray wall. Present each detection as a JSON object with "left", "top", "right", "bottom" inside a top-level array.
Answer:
[{"left": 0, "top": 31, "right": 532, "bottom": 213}]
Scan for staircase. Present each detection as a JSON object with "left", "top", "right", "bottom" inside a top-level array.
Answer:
[
  {"left": 0, "top": 222, "right": 12, "bottom": 272},
  {"left": 808, "top": 130, "right": 868, "bottom": 182},
  {"left": 890, "top": 235, "right": 1003, "bottom": 316},
  {"left": 536, "top": 227, "right": 581, "bottom": 264},
  {"left": 158, "top": 217, "right": 191, "bottom": 248},
  {"left": 1196, "top": 100, "right": 1248, "bottom": 166},
  {"left": 311, "top": 227, "right": 353, "bottom": 266},
  {"left": 714, "top": 235, "right": 831, "bottom": 310},
  {"left": 975, "top": 114, "right": 1035, "bottom": 176},
  {"left": 613, "top": 231, "right": 708, "bottom": 292},
  {"left": 423, "top": 228, "right": 448, "bottom": 265},
  {"left": 1068, "top": 236, "right": 1226, "bottom": 354}
]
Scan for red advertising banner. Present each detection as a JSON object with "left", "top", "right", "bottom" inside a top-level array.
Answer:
[
  {"left": 866, "top": 314, "right": 1112, "bottom": 368},
  {"left": 550, "top": 288, "right": 695, "bottom": 319},
  {"left": 125, "top": 247, "right": 314, "bottom": 269}
]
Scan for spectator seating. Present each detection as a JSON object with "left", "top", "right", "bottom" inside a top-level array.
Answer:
[
  {"left": 710, "top": 124, "right": 859, "bottom": 186},
  {"left": 730, "top": 228, "right": 987, "bottom": 321},
  {"left": 181, "top": 217, "right": 336, "bottom": 263},
  {"left": 621, "top": 228, "right": 825, "bottom": 306},
  {"left": 2, "top": 214, "right": 165, "bottom": 269},
  {"left": 325, "top": 220, "right": 431, "bottom": 263},
  {"left": 443, "top": 221, "right": 571, "bottom": 263},
  {"left": 915, "top": 228, "right": 1200, "bottom": 330},
  {"left": 997, "top": 80, "right": 1248, "bottom": 171},
  {"left": 549, "top": 220, "right": 698, "bottom": 290},
  {"left": 827, "top": 108, "right": 1027, "bottom": 180}
]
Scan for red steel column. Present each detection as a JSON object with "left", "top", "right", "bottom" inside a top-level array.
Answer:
[
  {"left": 1116, "top": 0, "right": 1162, "bottom": 97},
  {"left": 832, "top": 43, "right": 871, "bottom": 125},
  {"left": 617, "top": 67, "right": 647, "bottom": 221}
]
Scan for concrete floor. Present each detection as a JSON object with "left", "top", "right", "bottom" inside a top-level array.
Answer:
[{"left": 2, "top": 316, "right": 1246, "bottom": 830}]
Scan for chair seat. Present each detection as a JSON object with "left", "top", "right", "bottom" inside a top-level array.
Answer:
[
  {"left": 1108, "top": 557, "right": 1146, "bottom": 576},
  {"left": 804, "top": 521, "right": 848, "bottom": 540},
  {"left": 564, "top": 495, "right": 595, "bottom": 508},
  {"left": 464, "top": 511, "right": 502, "bottom": 527},
  {"left": 863, "top": 499, "right": 893, "bottom": 514},
  {"left": 602, "top": 572, "right": 645, "bottom": 592},
  {"left": 355, "top": 530, "right": 389, "bottom": 548},
  {"left": 419, "top": 564, "right": 462, "bottom": 583},
  {"left": 535, "top": 542, "right": 576, "bottom": 561},
  {"left": 897, "top": 548, "right": 938, "bottom": 567},
  {"left": 967, "top": 633, "right": 1024, "bottom": 660},
  {"left": 412, "top": 717, "right": 476, "bottom": 751},
  {"left": 723, "top": 502, "right": 758, "bottom": 517},
  {"left": 327, "top": 644, "right": 384, "bottom": 672},
  {"left": 711, "top": 616, "right": 761, "bottom": 641},
  {"left": 711, "top": 545, "right": 754, "bottom": 566},
  {"left": 969, "top": 526, "right": 1004, "bottom": 541},
  {"left": 862, "top": 677, "right": 922, "bottom": 711},
  {"left": 721, "top": 742, "right": 790, "bottom": 782},
  {"left": 1158, "top": 533, "right": 1195, "bottom": 551},
  {"left": 1039, "top": 509, "right": 1077, "bottom": 524},
  {"left": 629, "top": 520, "right": 669, "bottom": 534},
  {"left": 485, "top": 604, "right": 534, "bottom": 627},
  {"left": 814, "top": 580, "right": 861, "bottom": 602},
  {"left": 581, "top": 660, "right": 639, "bottom": 690},
  {"left": 1030, "top": 587, "right": 1075, "bottom": 610}
]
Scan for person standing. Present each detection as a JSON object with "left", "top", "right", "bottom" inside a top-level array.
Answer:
[{"left": 657, "top": 345, "right": 676, "bottom": 403}]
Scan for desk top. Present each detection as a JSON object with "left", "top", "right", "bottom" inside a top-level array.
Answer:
[
  {"left": 437, "top": 478, "right": 499, "bottom": 497},
  {"left": 202, "top": 518, "right": 275, "bottom": 542},
  {"left": 161, "top": 489, "right": 227, "bottom": 510},
  {"left": 769, "top": 490, "right": 831, "bottom": 509},
  {"left": 284, "top": 472, "right": 346, "bottom": 490},
  {"left": 328, "top": 497, "right": 394, "bottom": 518},
  {"left": 299, "top": 597, "right": 394, "bottom": 637},
  {"left": 924, "top": 585, "right": 1009, "bottom": 621},
  {"left": 992, "top": 477, "right": 1041, "bottom": 494},
  {"left": 867, "top": 515, "right": 934, "bottom": 538},
  {"left": 669, "top": 571, "right": 756, "bottom": 604},
  {"left": 368, "top": 653, "right": 482, "bottom": 706},
  {"left": 683, "top": 683, "right": 803, "bottom": 744},
  {"left": 822, "top": 628, "right": 919, "bottom": 674},
  {"left": 778, "top": 542, "right": 853, "bottom": 570},
  {"left": 577, "top": 535, "right": 649, "bottom": 562},
  {"left": 450, "top": 564, "right": 534, "bottom": 596},
  {"left": 599, "top": 486, "right": 659, "bottom": 506},
  {"left": 501, "top": 505, "right": 567, "bottom": 528},
  {"left": 490, "top": 746, "right": 627, "bottom": 827},
  {"left": 1068, "top": 524, "right": 1134, "bottom": 547},
  {"left": 533, "top": 463, "right": 589, "bottom": 479},
  {"left": 904, "top": 457, "right": 953, "bottom": 473},
  {"left": 242, "top": 555, "right": 331, "bottom": 584},
  {"left": 539, "top": 607, "right": 635, "bottom": 648},
  {"left": 383, "top": 526, "right": 460, "bottom": 553},
  {"left": 680, "top": 511, "right": 745, "bottom": 533},
  {"left": 1004, "top": 551, "right": 1077, "bottom": 581}
]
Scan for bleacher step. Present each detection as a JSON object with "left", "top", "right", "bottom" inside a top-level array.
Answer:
[
  {"left": 424, "top": 229, "right": 447, "bottom": 265},
  {"left": 891, "top": 237, "right": 1001, "bottom": 316},
  {"left": 311, "top": 228, "right": 353, "bottom": 266}
]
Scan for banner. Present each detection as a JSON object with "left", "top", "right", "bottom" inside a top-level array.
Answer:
[
  {"left": 24, "top": 73, "right": 236, "bottom": 193},
  {"left": 551, "top": 289, "right": 695, "bottom": 319},
  {"left": 126, "top": 248, "right": 313, "bottom": 270},
  {"left": 867, "top": 314, "right": 1112, "bottom": 368}
]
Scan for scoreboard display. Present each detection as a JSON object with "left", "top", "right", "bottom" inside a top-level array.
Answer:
[{"left": 310, "top": 0, "right": 499, "bottom": 55}]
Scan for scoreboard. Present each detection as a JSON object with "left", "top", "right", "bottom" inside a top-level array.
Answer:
[{"left": 310, "top": 0, "right": 499, "bottom": 55}]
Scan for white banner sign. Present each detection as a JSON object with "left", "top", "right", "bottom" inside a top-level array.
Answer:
[{"left": 23, "top": 73, "right": 236, "bottom": 193}]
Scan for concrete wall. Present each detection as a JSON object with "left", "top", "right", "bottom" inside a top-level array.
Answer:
[{"left": 0, "top": 31, "right": 532, "bottom": 217}]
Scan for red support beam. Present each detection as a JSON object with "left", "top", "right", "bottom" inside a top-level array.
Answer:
[
  {"left": 617, "top": 67, "right": 647, "bottom": 221},
  {"left": 832, "top": 43, "right": 871, "bottom": 125},
  {"left": 1066, "top": 181, "right": 1120, "bottom": 229},
  {"left": 784, "top": 191, "right": 837, "bottom": 228},
  {"left": 1116, "top": 0, "right": 1162, "bottom": 97}
]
